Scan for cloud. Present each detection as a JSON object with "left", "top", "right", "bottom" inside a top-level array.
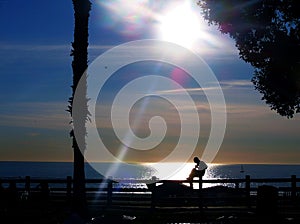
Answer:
[
  {"left": 220, "top": 79, "right": 253, "bottom": 88},
  {"left": 0, "top": 43, "right": 70, "bottom": 51},
  {"left": 0, "top": 113, "right": 69, "bottom": 130},
  {"left": 0, "top": 102, "right": 70, "bottom": 130},
  {"left": 153, "top": 79, "right": 253, "bottom": 95},
  {"left": 155, "top": 86, "right": 220, "bottom": 95},
  {"left": 89, "top": 44, "right": 120, "bottom": 50},
  {"left": 226, "top": 104, "right": 273, "bottom": 117},
  {"left": 0, "top": 43, "right": 116, "bottom": 56},
  {"left": 26, "top": 132, "right": 40, "bottom": 137}
]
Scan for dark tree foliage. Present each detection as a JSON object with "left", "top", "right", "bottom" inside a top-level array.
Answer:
[
  {"left": 68, "top": 0, "right": 91, "bottom": 218},
  {"left": 198, "top": 0, "right": 300, "bottom": 118}
]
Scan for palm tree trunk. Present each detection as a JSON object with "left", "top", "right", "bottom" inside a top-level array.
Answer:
[{"left": 69, "top": 0, "right": 91, "bottom": 218}]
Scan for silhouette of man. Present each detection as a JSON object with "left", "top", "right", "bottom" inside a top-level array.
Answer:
[{"left": 187, "top": 157, "right": 207, "bottom": 181}]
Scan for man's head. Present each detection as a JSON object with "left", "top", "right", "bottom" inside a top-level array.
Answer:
[{"left": 193, "top": 157, "right": 200, "bottom": 164}]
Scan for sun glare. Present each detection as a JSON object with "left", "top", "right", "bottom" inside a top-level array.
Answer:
[{"left": 158, "top": 2, "right": 203, "bottom": 49}]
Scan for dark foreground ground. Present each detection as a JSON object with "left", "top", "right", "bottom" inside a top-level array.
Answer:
[
  {"left": 1, "top": 203, "right": 300, "bottom": 224},
  {"left": 1, "top": 182, "right": 299, "bottom": 223}
]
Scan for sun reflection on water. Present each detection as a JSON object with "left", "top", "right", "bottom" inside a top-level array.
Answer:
[{"left": 143, "top": 162, "right": 222, "bottom": 188}]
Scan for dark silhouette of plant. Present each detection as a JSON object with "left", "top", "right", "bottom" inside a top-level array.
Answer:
[
  {"left": 197, "top": 0, "right": 300, "bottom": 118},
  {"left": 68, "top": 0, "right": 91, "bottom": 217}
]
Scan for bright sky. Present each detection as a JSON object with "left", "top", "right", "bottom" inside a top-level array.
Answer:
[{"left": 0, "top": 0, "right": 300, "bottom": 164}]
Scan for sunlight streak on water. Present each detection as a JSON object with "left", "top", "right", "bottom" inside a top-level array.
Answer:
[
  {"left": 144, "top": 162, "right": 223, "bottom": 188},
  {"left": 144, "top": 162, "right": 216, "bottom": 179}
]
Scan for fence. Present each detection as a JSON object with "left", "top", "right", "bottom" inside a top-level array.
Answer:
[{"left": 0, "top": 175, "right": 299, "bottom": 210}]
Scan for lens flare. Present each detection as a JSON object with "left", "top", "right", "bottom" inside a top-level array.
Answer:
[
  {"left": 97, "top": 0, "right": 230, "bottom": 54},
  {"left": 73, "top": 40, "right": 226, "bottom": 182},
  {"left": 170, "top": 67, "right": 189, "bottom": 86},
  {"left": 158, "top": 1, "right": 203, "bottom": 48},
  {"left": 97, "top": 0, "right": 159, "bottom": 39}
]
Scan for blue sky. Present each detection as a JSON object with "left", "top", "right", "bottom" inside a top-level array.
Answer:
[{"left": 0, "top": 0, "right": 300, "bottom": 164}]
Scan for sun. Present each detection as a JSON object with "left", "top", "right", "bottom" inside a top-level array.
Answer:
[{"left": 158, "top": 2, "right": 203, "bottom": 49}]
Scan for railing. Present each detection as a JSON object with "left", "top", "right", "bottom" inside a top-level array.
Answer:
[{"left": 0, "top": 175, "right": 299, "bottom": 210}]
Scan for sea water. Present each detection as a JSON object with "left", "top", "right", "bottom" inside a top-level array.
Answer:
[{"left": 1, "top": 161, "right": 300, "bottom": 188}]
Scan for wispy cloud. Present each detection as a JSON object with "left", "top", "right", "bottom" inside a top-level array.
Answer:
[
  {"left": 220, "top": 79, "right": 253, "bottom": 88},
  {"left": 226, "top": 104, "right": 272, "bottom": 117},
  {"left": 0, "top": 113, "right": 69, "bottom": 130},
  {"left": 153, "top": 80, "right": 253, "bottom": 96},
  {"left": 155, "top": 86, "right": 220, "bottom": 95},
  {"left": 0, "top": 43, "right": 70, "bottom": 51},
  {"left": 0, "top": 102, "right": 70, "bottom": 130},
  {"left": 89, "top": 44, "right": 120, "bottom": 50},
  {"left": 26, "top": 132, "right": 40, "bottom": 137}
]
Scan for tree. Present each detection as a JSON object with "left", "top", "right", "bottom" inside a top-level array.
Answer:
[
  {"left": 197, "top": 0, "right": 300, "bottom": 118},
  {"left": 68, "top": 0, "right": 91, "bottom": 217}
]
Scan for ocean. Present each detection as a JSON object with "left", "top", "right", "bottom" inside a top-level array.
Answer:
[{"left": 1, "top": 161, "right": 300, "bottom": 188}]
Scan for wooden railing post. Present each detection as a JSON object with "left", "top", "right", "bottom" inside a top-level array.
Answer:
[
  {"left": 25, "top": 176, "right": 30, "bottom": 194},
  {"left": 291, "top": 175, "right": 296, "bottom": 205},
  {"left": 151, "top": 183, "right": 157, "bottom": 210},
  {"left": 66, "top": 176, "right": 72, "bottom": 202},
  {"left": 245, "top": 175, "right": 251, "bottom": 208},
  {"left": 235, "top": 180, "right": 239, "bottom": 189},
  {"left": 107, "top": 180, "right": 113, "bottom": 207},
  {"left": 198, "top": 176, "right": 203, "bottom": 210}
]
